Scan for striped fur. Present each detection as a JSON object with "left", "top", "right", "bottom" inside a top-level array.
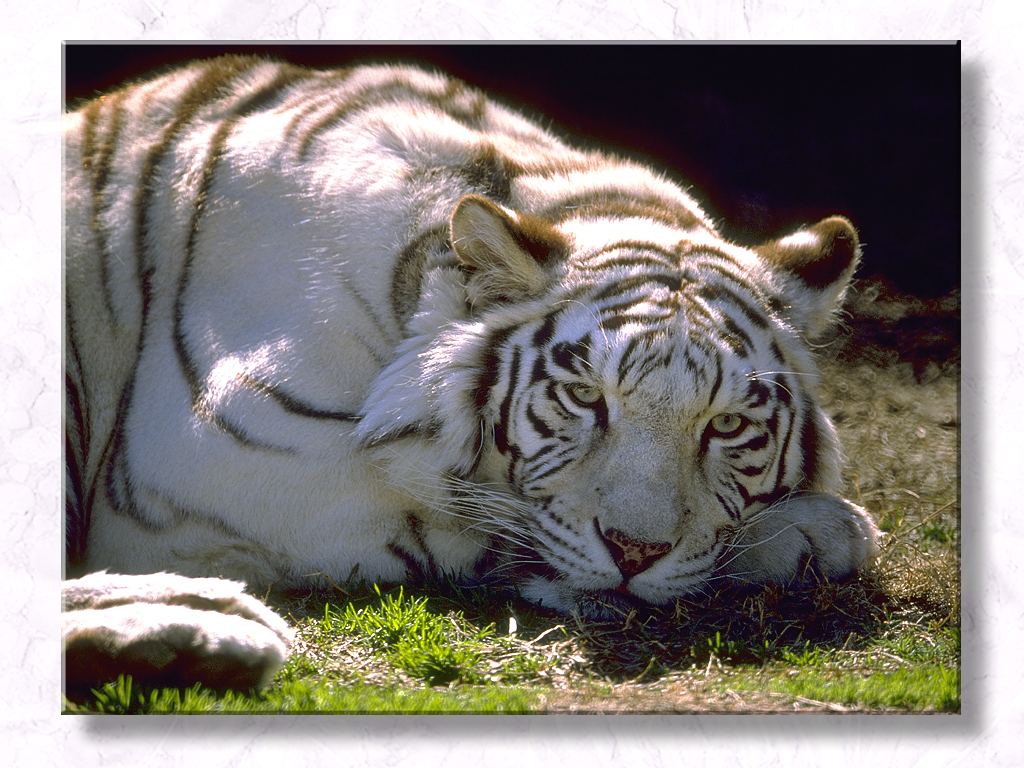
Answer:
[{"left": 65, "top": 56, "right": 879, "bottom": 617}]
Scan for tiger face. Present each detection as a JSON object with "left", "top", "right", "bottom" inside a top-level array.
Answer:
[
  {"left": 359, "top": 193, "right": 875, "bottom": 612},
  {"left": 478, "top": 298, "right": 810, "bottom": 607}
]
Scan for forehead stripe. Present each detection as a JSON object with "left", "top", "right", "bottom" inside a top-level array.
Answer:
[
  {"left": 591, "top": 273, "right": 682, "bottom": 303},
  {"left": 579, "top": 240, "right": 681, "bottom": 271},
  {"left": 695, "top": 280, "right": 771, "bottom": 330}
]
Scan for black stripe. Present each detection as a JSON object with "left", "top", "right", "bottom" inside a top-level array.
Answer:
[
  {"left": 534, "top": 519, "right": 589, "bottom": 570},
  {"left": 81, "top": 91, "right": 128, "bottom": 323},
  {"left": 592, "top": 395, "right": 610, "bottom": 433},
  {"left": 620, "top": 345, "right": 669, "bottom": 392},
  {"left": 264, "top": 384, "right": 361, "bottom": 422},
  {"left": 774, "top": 374, "right": 793, "bottom": 407},
  {"left": 545, "top": 381, "right": 576, "bottom": 422},
  {"left": 331, "top": 277, "right": 399, "bottom": 362},
  {"left": 715, "top": 493, "right": 741, "bottom": 522},
  {"left": 687, "top": 328, "right": 718, "bottom": 359},
  {"left": 746, "top": 378, "right": 772, "bottom": 408},
  {"left": 530, "top": 354, "right": 548, "bottom": 386},
  {"left": 539, "top": 190, "right": 706, "bottom": 231},
  {"left": 798, "top": 399, "right": 823, "bottom": 489},
  {"left": 525, "top": 447, "right": 578, "bottom": 487},
  {"left": 296, "top": 78, "right": 386, "bottom": 159},
  {"left": 475, "top": 324, "right": 517, "bottom": 411},
  {"left": 695, "top": 279, "right": 771, "bottom": 330},
  {"left": 135, "top": 57, "right": 257, "bottom": 276},
  {"left": 391, "top": 226, "right": 451, "bottom": 329},
  {"left": 550, "top": 334, "right": 591, "bottom": 374},
  {"left": 495, "top": 344, "right": 521, "bottom": 455},
  {"left": 772, "top": 404, "right": 797, "bottom": 492},
  {"left": 683, "top": 292, "right": 720, "bottom": 326},
  {"left": 525, "top": 403, "right": 555, "bottom": 439},
  {"left": 733, "top": 479, "right": 752, "bottom": 509},
  {"left": 732, "top": 432, "right": 770, "bottom": 454},
  {"left": 108, "top": 63, "right": 258, "bottom": 519},
  {"left": 297, "top": 72, "right": 487, "bottom": 160},
  {"left": 521, "top": 440, "right": 560, "bottom": 468},
  {"left": 83, "top": 63, "right": 265, "bottom": 536},
  {"left": 64, "top": 368, "right": 88, "bottom": 566},
  {"left": 582, "top": 254, "right": 676, "bottom": 273},
  {"left": 209, "top": 413, "right": 290, "bottom": 454},
  {"left": 617, "top": 329, "right": 670, "bottom": 387},
  {"left": 707, "top": 356, "right": 724, "bottom": 409},
  {"left": 600, "top": 294, "right": 679, "bottom": 317},
  {"left": 599, "top": 312, "right": 675, "bottom": 332},
  {"left": 105, "top": 444, "right": 148, "bottom": 527},
  {"left": 174, "top": 64, "right": 308, "bottom": 410},
  {"left": 680, "top": 246, "right": 751, "bottom": 277},
  {"left": 616, "top": 334, "right": 643, "bottom": 387},
  {"left": 592, "top": 273, "right": 682, "bottom": 303},
  {"left": 719, "top": 314, "right": 753, "bottom": 356},
  {"left": 680, "top": 345, "right": 707, "bottom": 383},
  {"left": 580, "top": 241, "right": 681, "bottom": 271},
  {"left": 523, "top": 440, "right": 575, "bottom": 480},
  {"left": 678, "top": 527, "right": 724, "bottom": 562},
  {"left": 406, "top": 511, "right": 438, "bottom": 574},
  {"left": 736, "top": 463, "right": 768, "bottom": 477},
  {"left": 531, "top": 311, "right": 560, "bottom": 347},
  {"left": 279, "top": 67, "right": 354, "bottom": 148}
]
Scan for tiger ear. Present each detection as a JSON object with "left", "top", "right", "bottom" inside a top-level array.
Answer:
[
  {"left": 755, "top": 216, "right": 860, "bottom": 337},
  {"left": 450, "top": 195, "right": 561, "bottom": 305}
]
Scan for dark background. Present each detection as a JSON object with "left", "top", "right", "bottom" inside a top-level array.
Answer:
[{"left": 64, "top": 43, "right": 960, "bottom": 299}]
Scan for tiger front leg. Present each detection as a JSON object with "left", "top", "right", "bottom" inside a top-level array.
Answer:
[{"left": 716, "top": 494, "right": 881, "bottom": 589}]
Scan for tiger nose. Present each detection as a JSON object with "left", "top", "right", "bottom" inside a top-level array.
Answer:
[{"left": 599, "top": 527, "right": 672, "bottom": 577}]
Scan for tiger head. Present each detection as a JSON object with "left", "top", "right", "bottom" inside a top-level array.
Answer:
[{"left": 359, "top": 194, "right": 861, "bottom": 611}]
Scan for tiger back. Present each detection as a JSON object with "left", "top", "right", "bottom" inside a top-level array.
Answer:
[{"left": 64, "top": 56, "right": 879, "bottom": 626}]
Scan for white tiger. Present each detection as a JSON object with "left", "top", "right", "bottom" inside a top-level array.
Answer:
[{"left": 63, "top": 56, "right": 879, "bottom": 694}]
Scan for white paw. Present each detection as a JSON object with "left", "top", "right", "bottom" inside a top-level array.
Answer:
[
  {"left": 717, "top": 494, "right": 880, "bottom": 587},
  {"left": 62, "top": 572, "right": 293, "bottom": 696}
]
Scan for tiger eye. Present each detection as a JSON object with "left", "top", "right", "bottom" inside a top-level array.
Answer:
[
  {"left": 709, "top": 413, "right": 746, "bottom": 437},
  {"left": 566, "top": 383, "right": 603, "bottom": 407}
]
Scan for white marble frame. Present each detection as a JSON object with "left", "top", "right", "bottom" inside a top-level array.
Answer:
[{"left": 1, "top": 1, "right": 1015, "bottom": 764}]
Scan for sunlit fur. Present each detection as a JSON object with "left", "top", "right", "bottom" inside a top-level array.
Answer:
[{"left": 65, "top": 56, "right": 878, "bottom": 615}]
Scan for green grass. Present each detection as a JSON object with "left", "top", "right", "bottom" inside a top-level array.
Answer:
[
  {"left": 724, "top": 666, "right": 959, "bottom": 712},
  {"left": 716, "top": 623, "right": 961, "bottom": 712},
  {"left": 63, "top": 674, "right": 540, "bottom": 714},
  {"left": 64, "top": 564, "right": 960, "bottom": 714},
  {"left": 301, "top": 585, "right": 553, "bottom": 687}
]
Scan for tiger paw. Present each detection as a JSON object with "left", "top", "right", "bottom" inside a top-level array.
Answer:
[
  {"left": 716, "top": 494, "right": 880, "bottom": 587},
  {"left": 62, "top": 572, "right": 293, "bottom": 698}
]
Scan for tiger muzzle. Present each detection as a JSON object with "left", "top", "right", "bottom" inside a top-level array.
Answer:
[{"left": 597, "top": 525, "right": 672, "bottom": 578}]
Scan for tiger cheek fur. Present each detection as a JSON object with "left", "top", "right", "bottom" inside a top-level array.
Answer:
[{"left": 65, "top": 55, "right": 880, "bottom": 633}]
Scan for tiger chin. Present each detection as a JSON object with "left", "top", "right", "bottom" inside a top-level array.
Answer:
[{"left": 63, "top": 56, "right": 879, "bottom": 694}]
